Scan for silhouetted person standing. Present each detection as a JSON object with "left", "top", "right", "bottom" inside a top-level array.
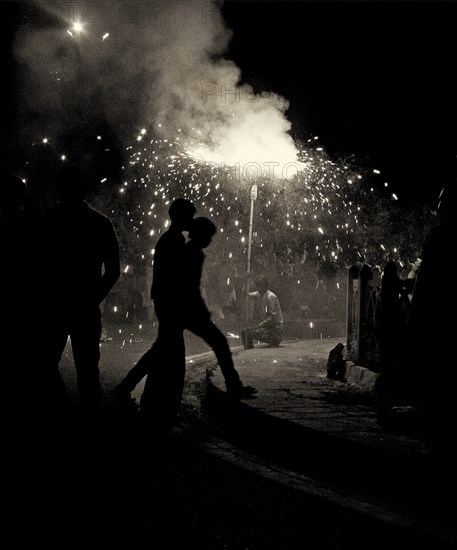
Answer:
[
  {"left": 112, "top": 198, "right": 197, "bottom": 431},
  {"left": 408, "top": 183, "right": 453, "bottom": 459},
  {"left": 40, "top": 166, "right": 120, "bottom": 417},
  {"left": 0, "top": 174, "right": 41, "bottom": 433}
]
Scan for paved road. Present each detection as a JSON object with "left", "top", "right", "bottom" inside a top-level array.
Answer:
[
  {"left": 10, "top": 430, "right": 453, "bottom": 549},
  {"left": 6, "top": 334, "right": 454, "bottom": 548}
]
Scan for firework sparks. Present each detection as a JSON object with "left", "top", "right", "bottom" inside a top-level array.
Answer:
[{"left": 116, "top": 123, "right": 404, "bottom": 272}]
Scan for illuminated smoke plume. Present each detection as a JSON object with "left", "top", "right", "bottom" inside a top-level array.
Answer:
[{"left": 14, "top": 0, "right": 301, "bottom": 175}]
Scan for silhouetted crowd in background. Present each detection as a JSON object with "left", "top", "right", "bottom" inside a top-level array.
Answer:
[{"left": 104, "top": 244, "right": 349, "bottom": 341}]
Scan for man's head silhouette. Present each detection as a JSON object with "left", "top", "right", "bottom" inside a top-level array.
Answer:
[
  {"left": 256, "top": 277, "right": 269, "bottom": 295},
  {"left": 55, "top": 166, "right": 87, "bottom": 203},
  {"left": 168, "top": 198, "right": 196, "bottom": 230},
  {"left": 189, "top": 216, "right": 216, "bottom": 249}
]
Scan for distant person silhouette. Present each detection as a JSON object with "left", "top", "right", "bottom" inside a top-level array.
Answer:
[
  {"left": 241, "top": 277, "right": 284, "bottom": 349},
  {"left": 0, "top": 174, "right": 41, "bottom": 427},
  {"left": 40, "top": 166, "right": 120, "bottom": 417},
  {"left": 112, "top": 214, "right": 256, "bottom": 430},
  {"left": 112, "top": 198, "right": 197, "bottom": 430}
]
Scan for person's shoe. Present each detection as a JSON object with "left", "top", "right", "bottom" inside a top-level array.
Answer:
[
  {"left": 240, "top": 385, "right": 257, "bottom": 398},
  {"left": 227, "top": 385, "right": 258, "bottom": 400}
]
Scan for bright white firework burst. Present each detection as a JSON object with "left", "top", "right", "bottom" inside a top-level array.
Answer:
[{"left": 120, "top": 124, "right": 402, "bottom": 270}]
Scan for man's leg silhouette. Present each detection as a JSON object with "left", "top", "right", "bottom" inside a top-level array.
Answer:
[
  {"left": 139, "top": 318, "right": 186, "bottom": 433},
  {"left": 186, "top": 317, "right": 243, "bottom": 393},
  {"left": 71, "top": 307, "right": 102, "bottom": 414}
]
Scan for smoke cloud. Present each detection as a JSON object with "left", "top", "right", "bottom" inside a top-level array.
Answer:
[{"left": 14, "top": 0, "right": 300, "bottom": 168}]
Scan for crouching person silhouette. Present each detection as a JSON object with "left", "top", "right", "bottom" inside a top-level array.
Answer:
[{"left": 241, "top": 277, "right": 284, "bottom": 349}]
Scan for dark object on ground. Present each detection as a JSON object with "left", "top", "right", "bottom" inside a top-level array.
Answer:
[{"left": 326, "top": 342, "right": 345, "bottom": 379}]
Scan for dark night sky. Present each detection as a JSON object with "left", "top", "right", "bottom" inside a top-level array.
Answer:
[
  {"left": 221, "top": 0, "right": 457, "bottom": 205},
  {"left": 1, "top": 0, "right": 456, "bottom": 207}
]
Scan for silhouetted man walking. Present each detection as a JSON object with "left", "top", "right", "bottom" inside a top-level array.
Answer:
[
  {"left": 41, "top": 166, "right": 120, "bottom": 417},
  {"left": 112, "top": 210, "right": 256, "bottom": 434},
  {"left": 183, "top": 217, "right": 257, "bottom": 398},
  {"left": 112, "top": 198, "right": 197, "bottom": 431}
]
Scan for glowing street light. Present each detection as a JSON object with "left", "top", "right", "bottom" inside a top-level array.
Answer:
[
  {"left": 67, "top": 21, "right": 84, "bottom": 37},
  {"left": 73, "top": 21, "right": 84, "bottom": 33}
]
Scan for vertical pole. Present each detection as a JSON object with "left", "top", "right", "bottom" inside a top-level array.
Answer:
[{"left": 245, "top": 184, "right": 257, "bottom": 327}]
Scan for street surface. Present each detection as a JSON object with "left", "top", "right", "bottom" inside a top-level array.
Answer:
[{"left": 6, "top": 328, "right": 456, "bottom": 549}]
